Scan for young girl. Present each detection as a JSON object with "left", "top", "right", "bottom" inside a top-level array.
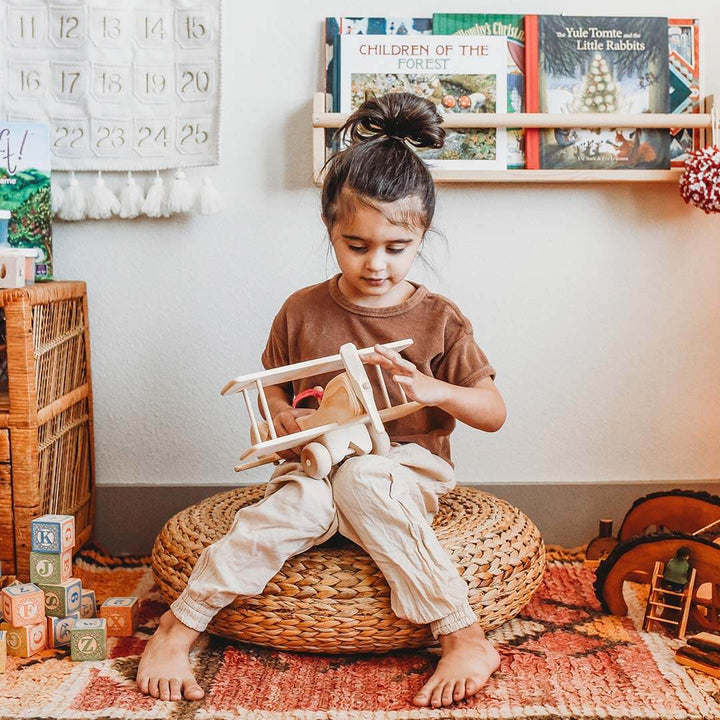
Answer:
[{"left": 137, "top": 92, "right": 507, "bottom": 709}]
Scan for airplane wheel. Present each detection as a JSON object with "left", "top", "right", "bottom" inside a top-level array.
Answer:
[{"left": 301, "top": 442, "right": 333, "bottom": 479}]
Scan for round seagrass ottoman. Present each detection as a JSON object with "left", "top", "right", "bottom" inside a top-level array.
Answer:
[{"left": 151, "top": 484, "right": 545, "bottom": 653}]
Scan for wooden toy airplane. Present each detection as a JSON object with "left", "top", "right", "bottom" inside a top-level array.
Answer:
[{"left": 221, "top": 340, "right": 423, "bottom": 478}]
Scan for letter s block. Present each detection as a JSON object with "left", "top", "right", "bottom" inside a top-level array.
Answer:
[
  {"left": 100, "top": 596, "right": 138, "bottom": 637},
  {"left": 38, "top": 577, "right": 82, "bottom": 618},
  {"left": 31, "top": 514, "right": 75, "bottom": 553},
  {"left": 0, "top": 583, "right": 45, "bottom": 626}
]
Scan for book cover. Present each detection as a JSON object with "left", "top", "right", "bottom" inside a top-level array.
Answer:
[
  {"left": 526, "top": 16, "right": 670, "bottom": 170},
  {"left": 0, "top": 122, "right": 52, "bottom": 281},
  {"left": 433, "top": 13, "right": 526, "bottom": 168},
  {"left": 669, "top": 19, "right": 701, "bottom": 167},
  {"left": 339, "top": 34, "right": 508, "bottom": 170},
  {"left": 325, "top": 18, "right": 433, "bottom": 112}
]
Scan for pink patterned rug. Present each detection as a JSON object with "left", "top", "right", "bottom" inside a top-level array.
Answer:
[{"left": 2, "top": 546, "right": 720, "bottom": 719}]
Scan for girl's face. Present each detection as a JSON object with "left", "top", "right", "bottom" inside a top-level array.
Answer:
[{"left": 329, "top": 194, "right": 425, "bottom": 308}]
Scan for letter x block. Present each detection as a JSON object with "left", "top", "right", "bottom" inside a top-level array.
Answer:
[
  {"left": 0, "top": 620, "right": 46, "bottom": 657},
  {"left": 30, "top": 550, "right": 73, "bottom": 585},
  {"left": 0, "top": 583, "right": 45, "bottom": 626},
  {"left": 100, "top": 597, "right": 139, "bottom": 636},
  {"left": 40, "top": 577, "right": 82, "bottom": 618},
  {"left": 31, "top": 514, "right": 75, "bottom": 554},
  {"left": 71, "top": 618, "right": 106, "bottom": 661},
  {"left": 80, "top": 589, "right": 97, "bottom": 619},
  {"left": 47, "top": 612, "right": 80, "bottom": 648}
]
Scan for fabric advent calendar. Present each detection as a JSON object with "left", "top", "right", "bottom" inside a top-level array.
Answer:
[{"left": 0, "top": 0, "right": 221, "bottom": 173}]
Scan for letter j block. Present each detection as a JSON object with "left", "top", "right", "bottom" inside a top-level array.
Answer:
[
  {"left": 32, "top": 514, "right": 75, "bottom": 553},
  {"left": 30, "top": 550, "right": 73, "bottom": 585}
]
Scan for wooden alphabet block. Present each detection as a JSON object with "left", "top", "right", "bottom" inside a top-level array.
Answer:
[
  {"left": 0, "top": 583, "right": 45, "bottom": 626},
  {"left": 47, "top": 612, "right": 79, "bottom": 648},
  {"left": 30, "top": 550, "right": 73, "bottom": 585},
  {"left": 31, "top": 514, "right": 75, "bottom": 554},
  {"left": 80, "top": 589, "right": 96, "bottom": 618},
  {"left": 0, "top": 620, "right": 46, "bottom": 657},
  {"left": 0, "top": 630, "right": 5, "bottom": 672},
  {"left": 70, "top": 618, "right": 106, "bottom": 661},
  {"left": 39, "top": 578, "right": 82, "bottom": 618},
  {"left": 100, "top": 597, "right": 139, "bottom": 637}
]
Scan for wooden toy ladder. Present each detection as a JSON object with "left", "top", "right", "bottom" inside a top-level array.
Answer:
[{"left": 643, "top": 560, "right": 696, "bottom": 639}]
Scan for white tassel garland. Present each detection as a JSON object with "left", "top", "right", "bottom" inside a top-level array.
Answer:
[
  {"left": 198, "top": 175, "right": 223, "bottom": 215},
  {"left": 142, "top": 172, "right": 167, "bottom": 218},
  {"left": 167, "top": 169, "right": 195, "bottom": 214},
  {"left": 86, "top": 172, "right": 120, "bottom": 219},
  {"left": 50, "top": 179, "right": 65, "bottom": 216},
  {"left": 58, "top": 171, "right": 87, "bottom": 221},
  {"left": 119, "top": 172, "right": 145, "bottom": 219}
]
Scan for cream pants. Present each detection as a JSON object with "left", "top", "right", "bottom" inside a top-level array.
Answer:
[{"left": 171, "top": 443, "right": 477, "bottom": 638}]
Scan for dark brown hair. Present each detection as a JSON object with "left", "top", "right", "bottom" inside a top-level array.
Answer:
[{"left": 321, "top": 93, "right": 445, "bottom": 232}]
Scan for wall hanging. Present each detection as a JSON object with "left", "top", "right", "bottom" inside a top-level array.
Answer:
[{"left": 0, "top": 0, "right": 222, "bottom": 219}]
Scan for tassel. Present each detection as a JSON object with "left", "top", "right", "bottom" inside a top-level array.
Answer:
[
  {"left": 119, "top": 172, "right": 145, "bottom": 219},
  {"left": 58, "top": 171, "right": 86, "bottom": 221},
  {"left": 198, "top": 175, "right": 223, "bottom": 215},
  {"left": 51, "top": 178, "right": 65, "bottom": 216},
  {"left": 142, "top": 171, "right": 167, "bottom": 218},
  {"left": 167, "top": 169, "right": 195, "bottom": 214},
  {"left": 86, "top": 172, "right": 120, "bottom": 219}
]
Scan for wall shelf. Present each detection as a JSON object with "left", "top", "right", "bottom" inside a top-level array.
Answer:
[{"left": 311, "top": 92, "right": 714, "bottom": 185}]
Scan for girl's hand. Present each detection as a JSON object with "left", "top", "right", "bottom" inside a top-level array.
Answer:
[
  {"left": 272, "top": 407, "right": 315, "bottom": 461},
  {"left": 364, "top": 344, "right": 449, "bottom": 406}
]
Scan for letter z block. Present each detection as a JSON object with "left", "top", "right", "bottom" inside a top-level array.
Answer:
[
  {"left": 71, "top": 618, "right": 106, "bottom": 661},
  {"left": 30, "top": 550, "right": 73, "bottom": 585},
  {"left": 31, "top": 514, "right": 75, "bottom": 554},
  {"left": 0, "top": 583, "right": 45, "bottom": 626},
  {"left": 80, "top": 589, "right": 96, "bottom": 618},
  {"left": 100, "top": 597, "right": 139, "bottom": 636},
  {"left": 0, "top": 620, "right": 46, "bottom": 657},
  {"left": 39, "top": 578, "right": 82, "bottom": 618}
]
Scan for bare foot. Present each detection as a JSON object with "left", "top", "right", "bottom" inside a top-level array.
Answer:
[
  {"left": 412, "top": 622, "right": 500, "bottom": 708},
  {"left": 136, "top": 610, "right": 205, "bottom": 701}
]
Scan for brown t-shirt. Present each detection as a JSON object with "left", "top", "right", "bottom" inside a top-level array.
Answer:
[{"left": 261, "top": 275, "right": 495, "bottom": 466}]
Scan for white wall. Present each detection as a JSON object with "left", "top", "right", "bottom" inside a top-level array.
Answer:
[{"left": 52, "top": 0, "right": 720, "bottom": 489}]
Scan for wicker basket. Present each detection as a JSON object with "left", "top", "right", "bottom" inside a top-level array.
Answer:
[
  {"left": 0, "top": 282, "right": 95, "bottom": 579},
  {"left": 152, "top": 484, "right": 545, "bottom": 653}
]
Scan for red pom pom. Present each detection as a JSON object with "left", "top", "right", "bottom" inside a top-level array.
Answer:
[{"left": 679, "top": 145, "right": 720, "bottom": 214}]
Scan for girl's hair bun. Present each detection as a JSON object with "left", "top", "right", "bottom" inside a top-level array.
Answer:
[{"left": 341, "top": 93, "right": 445, "bottom": 150}]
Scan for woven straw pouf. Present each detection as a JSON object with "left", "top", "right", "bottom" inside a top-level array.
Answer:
[{"left": 152, "top": 484, "right": 545, "bottom": 653}]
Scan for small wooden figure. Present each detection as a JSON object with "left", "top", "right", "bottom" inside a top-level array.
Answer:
[
  {"left": 0, "top": 583, "right": 45, "bottom": 626},
  {"left": 0, "top": 620, "right": 46, "bottom": 657},
  {"left": 100, "top": 597, "right": 139, "bottom": 636},
  {"left": 39, "top": 577, "right": 82, "bottom": 618},
  {"left": 29, "top": 549, "right": 73, "bottom": 585},
  {"left": 47, "top": 612, "right": 79, "bottom": 648},
  {"left": 31, "top": 514, "right": 75, "bottom": 554},
  {"left": 70, "top": 618, "right": 107, "bottom": 661},
  {"left": 0, "top": 630, "right": 6, "bottom": 672},
  {"left": 80, "top": 589, "right": 97, "bottom": 618},
  {"left": 643, "top": 559, "right": 696, "bottom": 639}
]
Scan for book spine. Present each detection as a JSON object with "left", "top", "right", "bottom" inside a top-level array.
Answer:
[{"left": 524, "top": 15, "right": 539, "bottom": 169}]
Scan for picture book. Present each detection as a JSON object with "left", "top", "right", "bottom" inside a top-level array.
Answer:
[
  {"left": 668, "top": 19, "right": 701, "bottom": 167},
  {"left": 339, "top": 34, "right": 508, "bottom": 170},
  {"left": 324, "top": 17, "right": 433, "bottom": 113},
  {"left": 0, "top": 122, "right": 52, "bottom": 281},
  {"left": 432, "top": 13, "right": 526, "bottom": 168},
  {"left": 525, "top": 16, "right": 670, "bottom": 170}
]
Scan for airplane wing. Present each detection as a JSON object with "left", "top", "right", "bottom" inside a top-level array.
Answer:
[{"left": 221, "top": 338, "right": 413, "bottom": 396}]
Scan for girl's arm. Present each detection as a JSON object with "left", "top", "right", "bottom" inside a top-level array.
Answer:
[
  {"left": 263, "top": 385, "right": 314, "bottom": 459},
  {"left": 365, "top": 344, "right": 506, "bottom": 432}
]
